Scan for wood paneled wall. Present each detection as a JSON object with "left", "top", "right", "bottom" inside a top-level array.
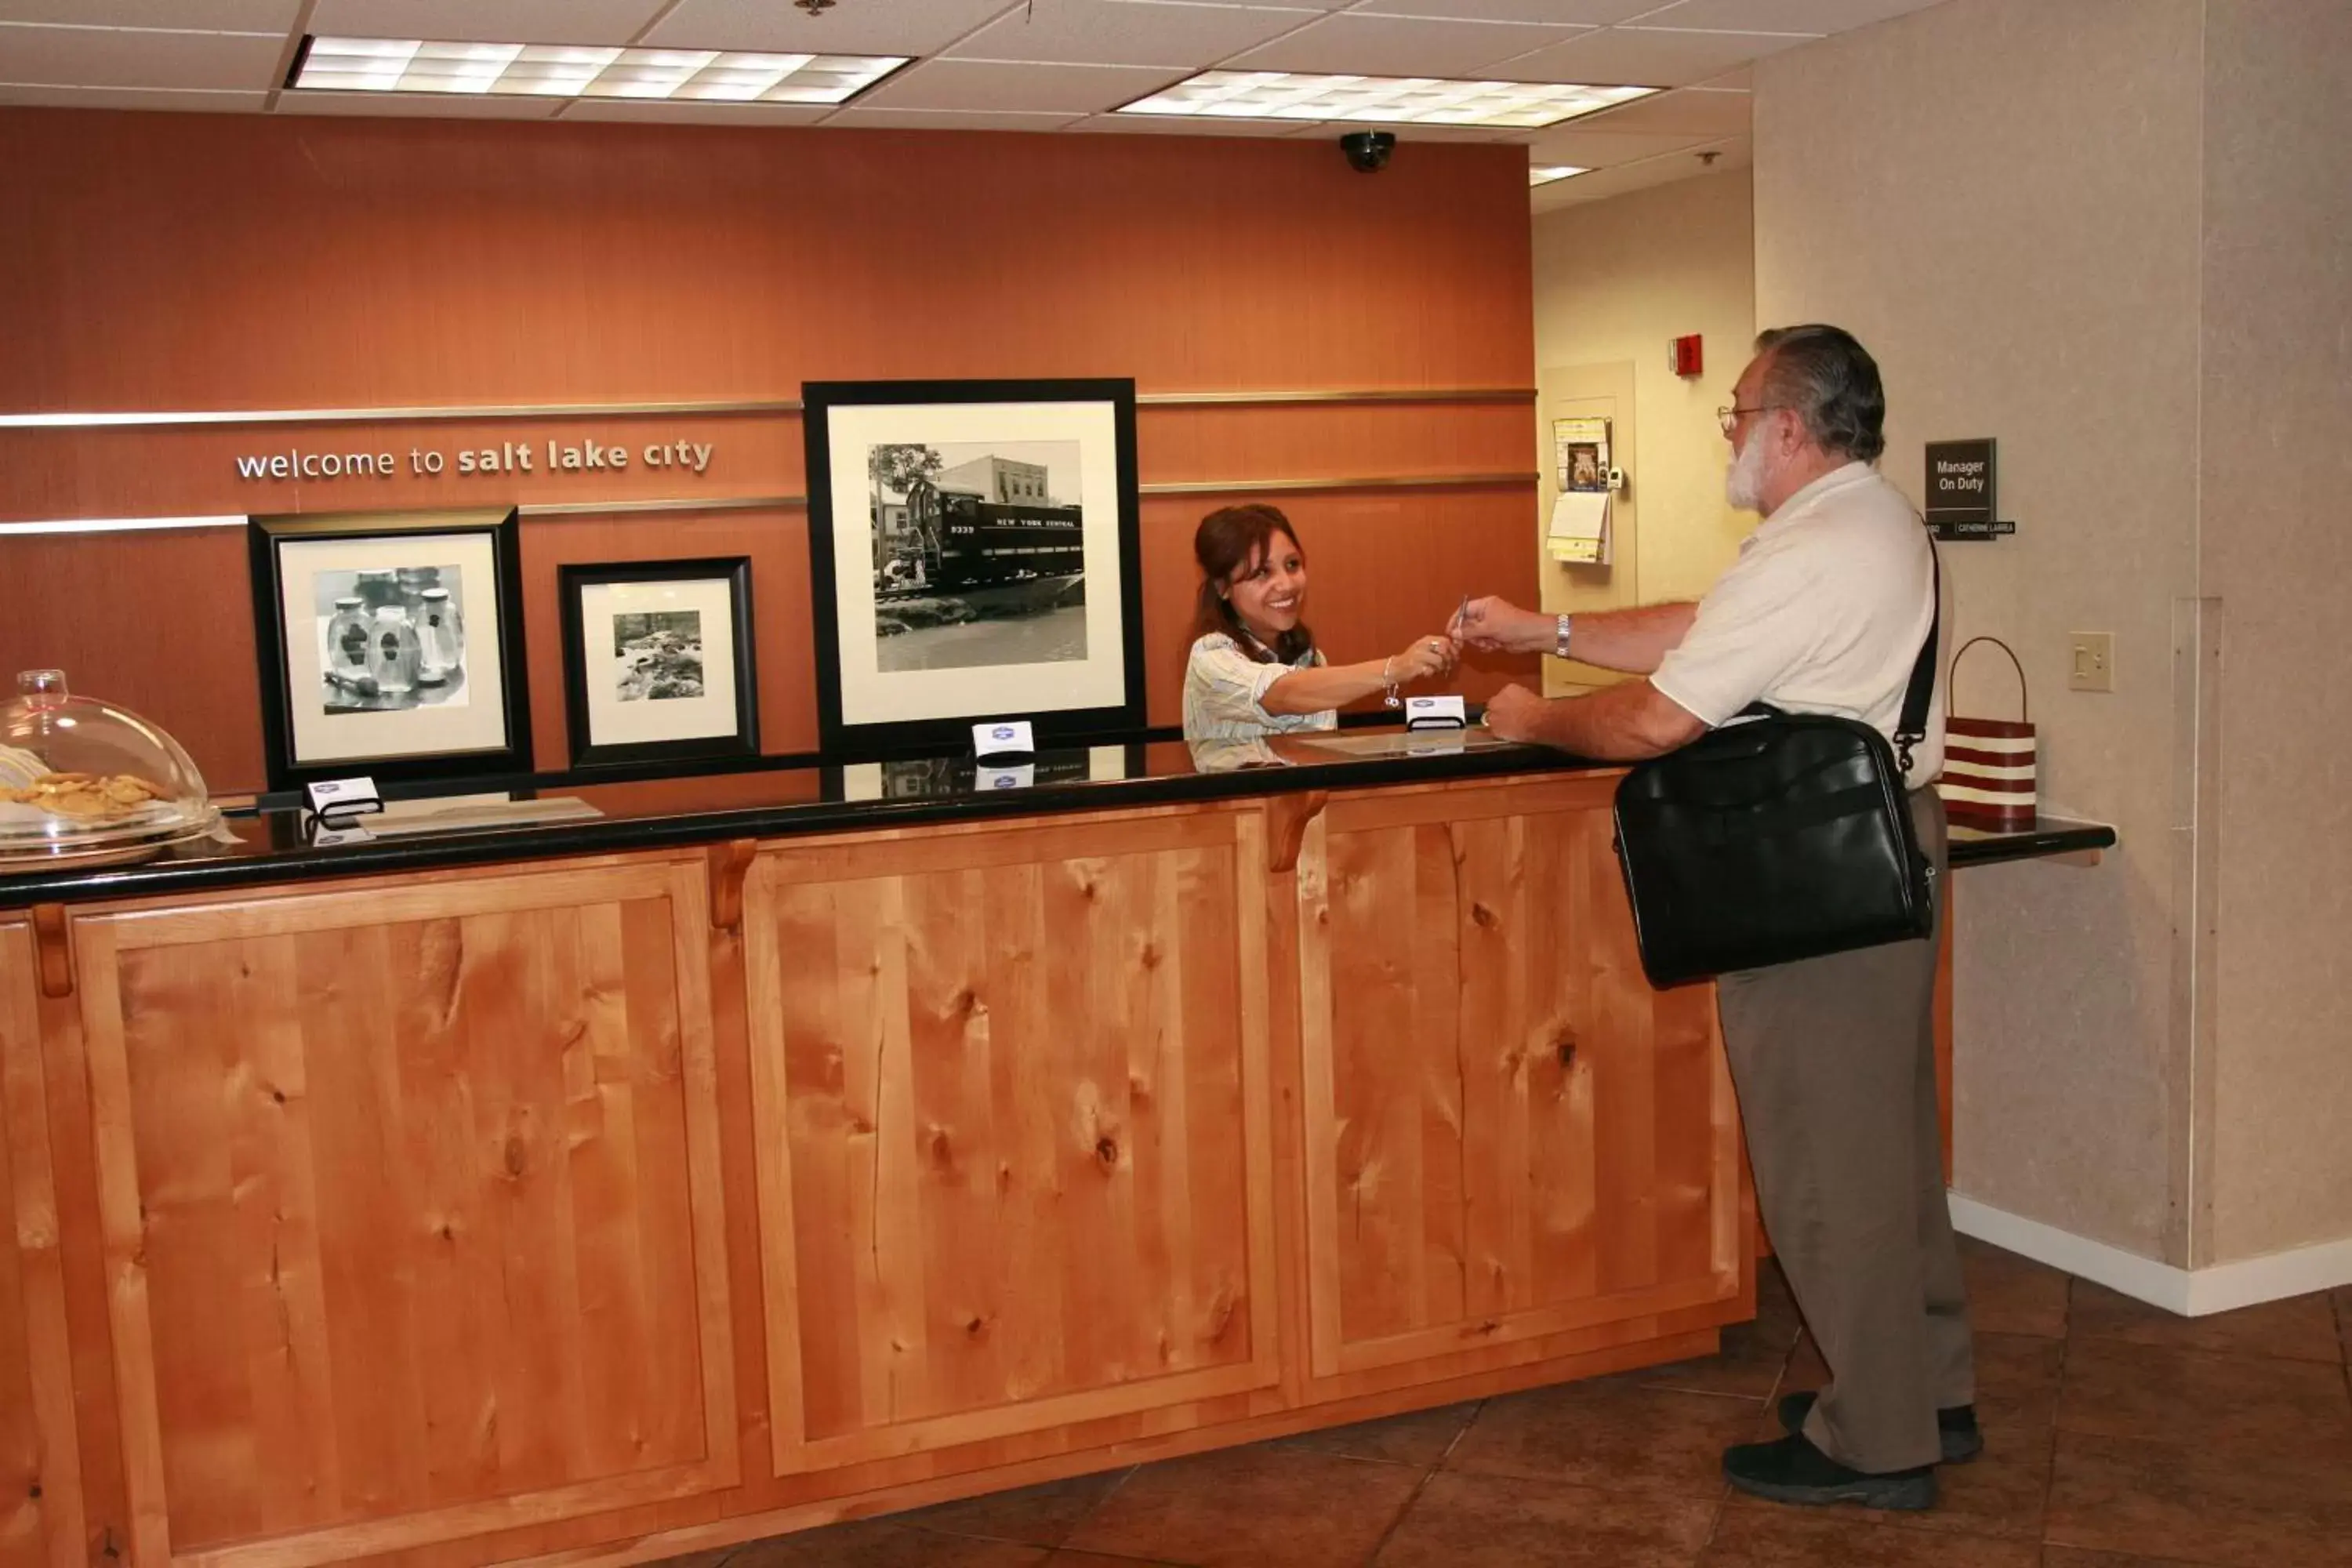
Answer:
[{"left": 0, "top": 111, "right": 1540, "bottom": 791}]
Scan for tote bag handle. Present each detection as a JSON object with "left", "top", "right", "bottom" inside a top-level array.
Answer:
[{"left": 1947, "top": 635, "right": 2027, "bottom": 723}]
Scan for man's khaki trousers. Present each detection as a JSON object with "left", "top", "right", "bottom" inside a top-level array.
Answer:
[{"left": 1714, "top": 789, "right": 1975, "bottom": 1475}]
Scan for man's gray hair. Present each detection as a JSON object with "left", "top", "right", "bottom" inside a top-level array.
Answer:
[{"left": 1753, "top": 325, "right": 1886, "bottom": 463}]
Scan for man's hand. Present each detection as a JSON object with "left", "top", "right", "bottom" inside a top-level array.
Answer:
[
  {"left": 1480, "top": 683, "right": 1546, "bottom": 742},
  {"left": 1450, "top": 596, "right": 1552, "bottom": 655}
]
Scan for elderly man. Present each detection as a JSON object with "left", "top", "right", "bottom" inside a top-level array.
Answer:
[{"left": 1454, "top": 325, "right": 1976, "bottom": 1512}]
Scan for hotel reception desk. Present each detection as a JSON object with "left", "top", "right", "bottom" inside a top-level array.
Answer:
[{"left": 0, "top": 734, "right": 2111, "bottom": 1568}]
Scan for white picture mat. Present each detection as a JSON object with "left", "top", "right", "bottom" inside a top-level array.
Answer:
[
  {"left": 826, "top": 399, "right": 1128, "bottom": 728},
  {"left": 278, "top": 532, "right": 509, "bottom": 765},
  {"left": 578, "top": 576, "right": 742, "bottom": 746}
]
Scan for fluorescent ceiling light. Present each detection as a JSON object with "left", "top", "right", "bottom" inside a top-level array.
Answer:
[
  {"left": 1530, "top": 165, "right": 1587, "bottom": 187},
  {"left": 292, "top": 36, "right": 905, "bottom": 103},
  {"left": 1118, "top": 71, "right": 1654, "bottom": 130}
]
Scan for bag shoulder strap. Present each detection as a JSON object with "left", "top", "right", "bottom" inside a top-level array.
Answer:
[{"left": 1894, "top": 539, "right": 1940, "bottom": 775}]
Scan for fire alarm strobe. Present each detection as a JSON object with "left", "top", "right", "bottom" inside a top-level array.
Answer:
[{"left": 1669, "top": 335, "right": 1704, "bottom": 378}]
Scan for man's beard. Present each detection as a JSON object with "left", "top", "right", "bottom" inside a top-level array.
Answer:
[{"left": 1725, "top": 434, "right": 1769, "bottom": 510}]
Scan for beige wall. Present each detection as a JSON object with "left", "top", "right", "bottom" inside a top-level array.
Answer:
[
  {"left": 1753, "top": 0, "right": 2209, "bottom": 1261},
  {"left": 2200, "top": 0, "right": 2352, "bottom": 1261},
  {"left": 1531, "top": 171, "right": 1756, "bottom": 612}
]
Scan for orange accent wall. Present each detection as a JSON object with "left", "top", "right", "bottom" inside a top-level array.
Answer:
[{"left": 0, "top": 110, "right": 1538, "bottom": 792}]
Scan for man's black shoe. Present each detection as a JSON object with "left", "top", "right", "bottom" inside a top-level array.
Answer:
[
  {"left": 1776, "top": 1391, "right": 1984, "bottom": 1463},
  {"left": 1722, "top": 1432, "right": 1937, "bottom": 1511}
]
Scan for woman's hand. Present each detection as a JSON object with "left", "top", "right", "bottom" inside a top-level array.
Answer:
[
  {"left": 1450, "top": 595, "right": 1551, "bottom": 654},
  {"left": 1387, "top": 633, "right": 1456, "bottom": 687}
]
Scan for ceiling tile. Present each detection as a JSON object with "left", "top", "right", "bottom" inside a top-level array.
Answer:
[
  {"left": 1635, "top": 0, "right": 1938, "bottom": 32},
  {"left": 857, "top": 56, "right": 1181, "bottom": 113},
  {"left": 1529, "top": 132, "right": 1745, "bottom": 212},
  {"left": 1276, "top": 118, "right": 1508, "bottom": 142},
  {"left": 560, "top": 98, "right": 836, "bottom": 124},
  {"left": 1514, "top": 124, "right": 1709, "bottom": 165},
  {"left": 0, "top": 1, "right": 296, "bottom": 24},
  {"left": 947, "top": 1, "right": 1315, "bottom": 68},
  {"left": 647, "top": 0, "right": 1016, "bottom": 56},
  {"left": 1496, "top": 24, "right": 1808, "bottom": 85},
  {"left": 822, "top": 105, "right": 1087, "bottom": 130},
  {"left": 1224, "top": 13, "right": 1588, "bottom": 77},
  {"left": 307, "top": 0, "right": 673, "bottom": 47},
  {"left": 1567, "top": 82, "right": 1747, "bottom": 134},
  {"left": 0, "top": 23, "right": 285, "bottom": 89},
  {"left": 276, "top": 89, "right": 564, "bottom": 117},
  {"left": 0, "top": 82, "right": 267, "bottom": 109},
  {"left": 1069, "top": 109, "right": 1304, "bottom": 135},
  {"left": 1696, "top": 62, "right": 1751, "bottom": 88},
  {"left": 1347, "top": 0, "right": 1661, "bottom": 22}
]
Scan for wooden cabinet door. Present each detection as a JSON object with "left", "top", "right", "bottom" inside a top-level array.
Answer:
[
  {"left": 1294, "top": 777, "right": 1743, "bottom": 1380},
  {"left": 64, "top": 861, "right": 736, "bottom": 1568},
  {"left": 1, "top": 920, "right": 80, "bottom": 1568},
  {"left": 746, "top": 808, "right": 1281, "bottom": 1474}
]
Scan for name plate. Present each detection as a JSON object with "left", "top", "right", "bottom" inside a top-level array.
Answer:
[
  {"left": 972, "top": 720, "right": 1036, "bottom": 759},
  {"left": 1404, "top": 695, "right": 1468, "bottom": 730}
]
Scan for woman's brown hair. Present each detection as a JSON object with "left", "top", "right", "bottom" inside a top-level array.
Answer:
[{"left": 1189, "top": 504, "right": 1313, "bottom": 665}]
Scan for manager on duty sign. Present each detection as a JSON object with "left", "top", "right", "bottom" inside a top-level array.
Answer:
[{"left": 1925, "top": 438, "right": 2014, "bottom": 540}]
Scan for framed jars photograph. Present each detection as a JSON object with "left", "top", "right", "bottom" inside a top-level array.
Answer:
[
  {"left": 802, "top": 376, "right": 1145, "bottom": 758},
  {"left": 557, "top": 557, "right": 759, "bottom": 771},
  {"left": 246, "top": 506, "right": 532, "bottom": 791}
]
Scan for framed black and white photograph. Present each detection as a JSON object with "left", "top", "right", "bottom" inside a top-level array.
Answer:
[
  {"left": 558, "top": 557, "right": 759, "bottom": 770},
  {"left": 247, "top": 506, "right": 531, "bottom": 791},
  {"left": 803, "top": 377, "right": 1145, "bottom": 757}
]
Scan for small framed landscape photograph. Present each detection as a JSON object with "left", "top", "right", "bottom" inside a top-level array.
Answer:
[
  {"left": 802, "top": 377, "right": 1145, "bottom": 757},
  {"left": 558, "top": 557, "right": 758, "bottom": 770},
  {"left": 247, "top": 506, "right": 532, "bottom": 791}
]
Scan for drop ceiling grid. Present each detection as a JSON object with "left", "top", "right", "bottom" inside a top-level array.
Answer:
[{"left": 0, "top": 0, "right": 1976, "bottom": 191}]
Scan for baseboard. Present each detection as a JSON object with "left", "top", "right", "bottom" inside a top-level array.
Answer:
[{"left": 1947, "top": 1192, "right": 2352, "bottom": 1316}]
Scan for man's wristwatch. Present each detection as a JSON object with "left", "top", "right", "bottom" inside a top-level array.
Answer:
[{"left": 1553, "top": 613, "right": 1573, "bottom": 660}]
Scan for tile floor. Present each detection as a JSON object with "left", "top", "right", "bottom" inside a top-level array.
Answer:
[{"left": 685, "top": 1240, "right": 2352, "bottom": 1566}]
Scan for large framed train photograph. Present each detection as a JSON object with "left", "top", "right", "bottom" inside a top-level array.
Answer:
[{"left": 802, "top": 377, "right": 1145, "bottom": 757}]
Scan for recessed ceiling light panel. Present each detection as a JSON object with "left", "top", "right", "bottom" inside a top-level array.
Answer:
[
  {"left": 1530, "top": 165, "right": 1588, "bottom": 187},
  {"left": 292, "top": 36, "right": 905, "bottom": 104},
  {"left": 1118, "top": 71, "right": 1654, "bottom": 130}
]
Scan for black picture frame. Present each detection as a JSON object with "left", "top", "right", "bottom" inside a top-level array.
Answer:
[
  {"left": 247, "top": 506, "right": 532, "bottom": 792},
  {"left": 802, "top": 377, "right": 1145, "bottom": 759},
  {"left": 557, "top": 556, "right": 760, "bottom": 771}
]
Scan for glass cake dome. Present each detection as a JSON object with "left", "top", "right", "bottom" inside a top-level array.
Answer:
[{"left": 0, "top": 669, "right": 220, "bottom": 864}]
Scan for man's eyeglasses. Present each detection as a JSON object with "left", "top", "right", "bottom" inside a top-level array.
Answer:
[{"left": 1716, "top": 404, "right": 1788, "bottom": 435}]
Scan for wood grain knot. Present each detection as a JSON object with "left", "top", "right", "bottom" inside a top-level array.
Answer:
[
  {"left": 964, "top": 1315, "right": 989, "bottom": 1338},
  {"left": 270, "top": 1087, "right": 287, "bottom": 1105},
  {"left": 1470, "top": 902, "right": 1497, "bottom": 929},
  {"left": 26, "top": 1483, "right": 38, "bottom": 1500},
  {"left": 437, "top": 1223, "right": 456, "bottom": 1242},
  {"left": 1094, "top": 1137, "right": 1119, "bottom": 1168},
  {"left": 1555, "top": 1034, "right": 1577, "bottom": 1068},
  {"left": 1138, "top": 942, "right": 1162, "bottom": 970},
  {"left": 928, "top": 1127, "right": 954, "bottom": 1168},
  {"left": 503, "top": 1138, "right": 528, "bottom": 1178}
]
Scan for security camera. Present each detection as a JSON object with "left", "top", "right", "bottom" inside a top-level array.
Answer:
[{"left": 1339, "top": 131, "right": 1395, "bottom": 173}]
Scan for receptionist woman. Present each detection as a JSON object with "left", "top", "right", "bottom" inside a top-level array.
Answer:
[{"left": 1181, "top": 503, "right": 1456, "bottom": 743}]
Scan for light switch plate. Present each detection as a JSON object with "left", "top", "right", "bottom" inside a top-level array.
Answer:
[{"left": 2068, "top": 631, "right": 2114, "bottom": 692}]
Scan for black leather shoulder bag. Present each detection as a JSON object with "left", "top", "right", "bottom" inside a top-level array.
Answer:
[{"left": 1610, "top": 556, "right": 1940, "bottom": 989}]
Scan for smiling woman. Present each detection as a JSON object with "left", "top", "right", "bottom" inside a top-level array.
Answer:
[{"left": 1181, "top": 503, "right": 1457, "bottom": 743}]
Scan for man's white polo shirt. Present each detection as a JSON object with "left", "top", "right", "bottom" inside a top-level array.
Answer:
[{"left": 1650, "top": 461, "right": 1945, "bottom": 784}]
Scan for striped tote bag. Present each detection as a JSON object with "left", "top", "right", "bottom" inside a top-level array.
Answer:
[{"left": 1938, "top": 637, "right": 2036, "bottom": 830}]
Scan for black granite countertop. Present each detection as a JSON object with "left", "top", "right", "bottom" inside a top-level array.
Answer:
[{"left": 0, "top": 728, "right": 2117, "bottom": 909}]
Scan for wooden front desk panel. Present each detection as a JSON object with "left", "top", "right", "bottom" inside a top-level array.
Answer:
[{"left": 0, "top": 779, "right": 1750, "bottom": 1568}]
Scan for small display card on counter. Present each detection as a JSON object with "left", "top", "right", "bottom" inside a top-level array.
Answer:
[
  {"left": 978, "top": 764, "right": 1036, "bottom": 791},
  {"left": 1404, "top": 695, "right": 1468, "bottom": 730},
  {"left": 972, "top": 720, "right": 1036, "bottom": 759},
  {"left": 305, "top": 775, "right": 383, "bottom": 822}
]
